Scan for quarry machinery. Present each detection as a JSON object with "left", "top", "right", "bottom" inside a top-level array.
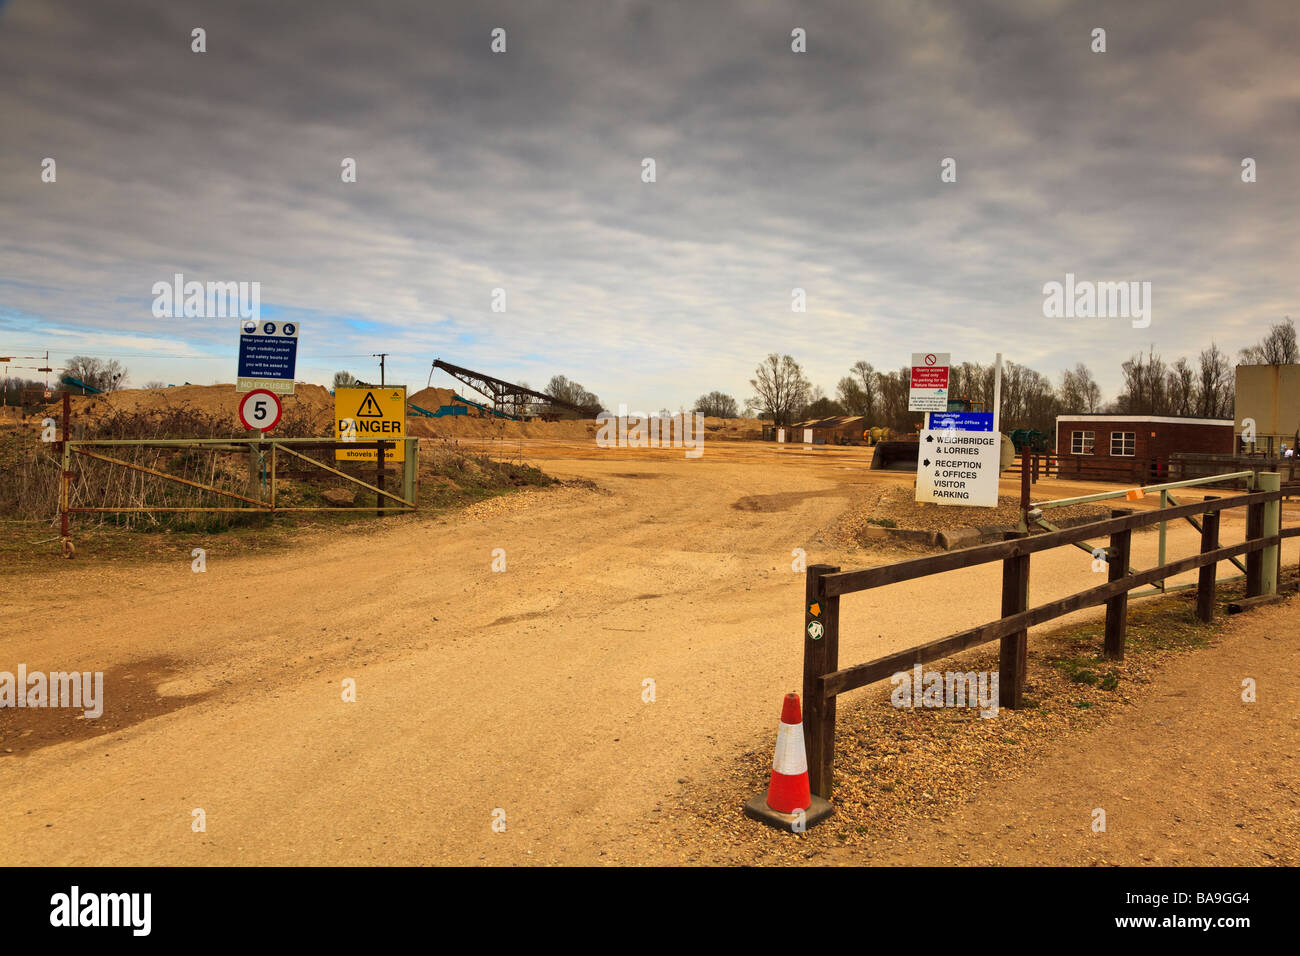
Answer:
[{"left": 429, "top": 359, "right": 593, "bottom": 421}]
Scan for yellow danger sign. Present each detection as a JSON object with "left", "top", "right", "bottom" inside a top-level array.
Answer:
[{"left": 335, "top": 387, "right": 406, "bottom": 462}]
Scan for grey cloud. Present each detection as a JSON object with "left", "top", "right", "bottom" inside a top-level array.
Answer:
[{"left": 0, "top": 0, "right": 1296, "bottom": 404}]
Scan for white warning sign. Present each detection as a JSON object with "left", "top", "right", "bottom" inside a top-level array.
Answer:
[{"left": 915, "top": 425, "right": 999, "bottom": 508}]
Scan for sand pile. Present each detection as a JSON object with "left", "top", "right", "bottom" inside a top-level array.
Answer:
[
  {"left": 702, "top": 417, "right": 766, "bottom": 440},
  {"left": 69, "top": 383, "right": 335, "bottom": 431},
  {"left": 407, "top": 387, "right": 459, "bottom": 410}
]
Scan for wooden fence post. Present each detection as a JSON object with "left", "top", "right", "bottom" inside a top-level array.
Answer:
[
  {"left": 1245, "top": 486, "right": 1264, "bottom": 598},
  {"left": 999, "top": 531, "right": 1030, "bottom": 709},
  {"left": 803, "top": 563, "right": 840, "bottom": 801},
  {"left": 1196, "top": 497, "right": 1220, "bottom": 623},
  {"left": 1104, "top": 508, "right": 1133, "bottom": 660}
]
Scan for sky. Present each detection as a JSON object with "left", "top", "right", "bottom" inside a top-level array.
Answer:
[{"left": 1, "top": 0, "right": 1297, "bottom": 411}]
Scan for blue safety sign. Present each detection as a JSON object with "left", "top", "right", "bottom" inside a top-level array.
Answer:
[{"left": 237, "top": 319, "right": 299, "bottom": 383}]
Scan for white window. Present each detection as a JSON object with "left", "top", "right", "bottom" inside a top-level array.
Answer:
[
  {"left": 1071, "top": 430, "right": 1095, "bottom": 455},
  {"left": 1111, "top": 431, "right": 1136, "bottom": 456}
]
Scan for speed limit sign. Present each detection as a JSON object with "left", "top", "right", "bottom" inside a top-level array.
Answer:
[{"left": 238, "top": 388, "right": 282, "bottom": 432}]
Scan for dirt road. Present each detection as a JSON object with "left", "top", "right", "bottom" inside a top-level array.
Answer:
[{"left": 0, "top": 439, "right": 1283, "bottom": 864}]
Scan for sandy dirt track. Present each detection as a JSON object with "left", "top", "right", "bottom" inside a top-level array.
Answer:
[{"left": 0, "top": 439, "right": 1288, "bottom": 865}]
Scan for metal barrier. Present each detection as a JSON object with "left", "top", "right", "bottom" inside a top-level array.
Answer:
[{"left": 1022, "top": 470, "right": 1261, "bottom": 596}]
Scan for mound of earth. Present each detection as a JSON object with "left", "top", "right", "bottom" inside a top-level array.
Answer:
[
  {"left": 68, "top": 383, "right": 334, "bottom": 431},
  {"left": 407, "top": 386, "right": 459, "bottom": 411},
  {"left": 407, "top": 416, "right": 595, "bottom": 440}
]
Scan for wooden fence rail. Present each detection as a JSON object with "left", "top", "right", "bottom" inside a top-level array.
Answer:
[{"left": 799, "top": 475, "right": 1288, "bottom": 803}]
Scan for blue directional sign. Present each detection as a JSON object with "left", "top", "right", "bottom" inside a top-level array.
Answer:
[{"left": 928, "top": 412, "right": 993, "bottom": 432}]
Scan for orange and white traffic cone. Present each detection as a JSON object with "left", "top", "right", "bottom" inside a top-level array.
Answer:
[
  {"left": 743, "top": 692, "right": 833, "bottom": 831},
  {"left": 766, "top": 692, "right": 811, "bottom": 813}
]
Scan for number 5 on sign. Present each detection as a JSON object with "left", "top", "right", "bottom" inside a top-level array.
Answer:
[{"left": 238, "top": 388, "right": 283, "bottom": 432}]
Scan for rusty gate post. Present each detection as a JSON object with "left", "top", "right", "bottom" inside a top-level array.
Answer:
[{"left": 59, "top": 390, "right": 73, "bottom": 558}]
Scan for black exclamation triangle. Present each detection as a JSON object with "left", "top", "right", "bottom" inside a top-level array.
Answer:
[{"left": 353, "top": 392, "right": 382, "bottom": 418}]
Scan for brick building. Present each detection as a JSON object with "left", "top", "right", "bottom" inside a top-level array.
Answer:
[{"left": 1054, "top": 414, "right": 1234, "bottom": 482}]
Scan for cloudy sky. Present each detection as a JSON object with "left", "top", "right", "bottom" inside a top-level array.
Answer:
[{"left": 1, "top": 0, "right": 1297, "bottom": 410}]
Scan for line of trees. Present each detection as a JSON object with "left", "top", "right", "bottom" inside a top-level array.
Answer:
[
  {"left": 1, "top": 375, "right": 46, "bottom": 405},
  {"left": 737, "top": 318, "right": 1293, "bottom": 434}
]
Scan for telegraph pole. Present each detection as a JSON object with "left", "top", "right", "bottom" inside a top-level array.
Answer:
[{"left": 373, "top": 353, "right": 388, "bottom": 386}]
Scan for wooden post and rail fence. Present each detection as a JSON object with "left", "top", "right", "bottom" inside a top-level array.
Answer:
[{"left": 799, "top": 474, "right": 1292, "bottom": 802}]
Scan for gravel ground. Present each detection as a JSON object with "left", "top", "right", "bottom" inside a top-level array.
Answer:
[
  {"left": 833, "top": 484, "right": 1112, "bottom": 546},
  {"left": 668, "top": 578, "right": 1298, "bottom": 865}
]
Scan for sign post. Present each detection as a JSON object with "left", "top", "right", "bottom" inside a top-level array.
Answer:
[
  {"left": 237, "top": 320, "right": 299, "bottom": 396},
  {"left": 915, "top": 410, "right": 1000, "bottom": 508},
  {"left": 334, "top": 386, "right": 407, "bottom": 463},
  {"left": 909, "top": 352, "right": 949, "bottom": 413}
]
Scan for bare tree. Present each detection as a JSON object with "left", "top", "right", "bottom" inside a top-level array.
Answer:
[
  {"left": 332, "top": 370, "right": 358, "bottom": 388},
  {"left": 1240, "top": 317, "right": 1298, "bottom": 365},
  {"left": 1119, "top": 347, "right": 1168, "bottom": 415},
  {"left": 1059, "top": 363, "right": 1102, "bottom": 413},
  {"left": 871, "top": 366, "right": 917, "bottom": 433},
  {"left": 1195, "top": 343, "right": 1233, "bottom": 418},
  {"left": 63, "top": 356, "right": 127, "bottom": 392},
  {"left": 748, "top": 354, "right": 811, "bottom": 427},
  {"left": 694, "top": 391, "right": 739, "bottom": 418},
  {"left": 949, "top": 361, "right": 995, "bottom": 411},
  {"left": 1165, "top": 358, "right": 1196, "bottom": 417},
  {"left": 835, "top": 360, "right": 879, "bottom": 421}
]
